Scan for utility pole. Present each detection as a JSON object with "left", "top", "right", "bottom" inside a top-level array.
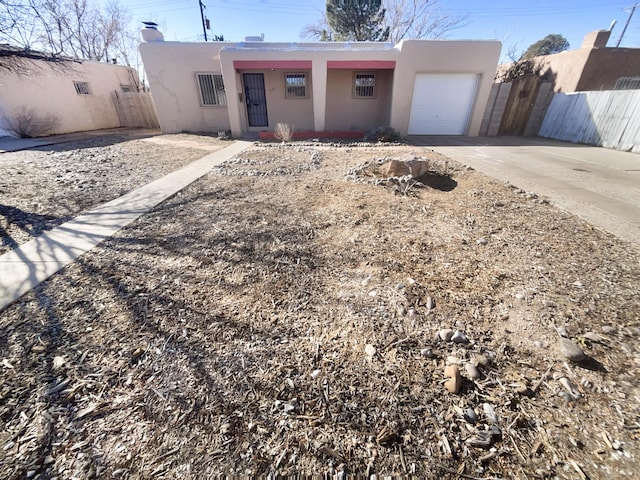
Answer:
[
  {"left": 616, "top": 3, "right": 639, "bottom": 47},
  {"left": 199, "top": 0, "right": 208, "bottom": 41}
]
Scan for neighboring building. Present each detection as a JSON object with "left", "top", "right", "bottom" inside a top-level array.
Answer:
[
  {"left": 498, "top": 30, "right": 640, "bottom": 93},
  {"left": 139, "top": 27, "right": 501, "bottom": 138},
  {"left": 0, "top": 46, "right": 157, "bottom": 137}
]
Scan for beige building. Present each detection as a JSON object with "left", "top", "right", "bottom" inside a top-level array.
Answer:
[
  {"left": 139, "top": 27, "right": 501, "bottom": 138},
  {"left": 498, "top": 30, "right": 640, "bottom": 93},
  {"left": 0, "top": 48, "right": 152, "bottom": 137}
]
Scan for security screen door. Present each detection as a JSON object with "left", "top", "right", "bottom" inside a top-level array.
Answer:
[{"left": 243, "top": 73, "right": 268, "bottom": 127}]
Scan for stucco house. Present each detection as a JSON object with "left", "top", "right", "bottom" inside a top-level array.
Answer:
[
  {"left": 497, "top": 30, "right": 640, "bottom": 93},
  {"left": 139, "top": 27, "right": 501, "bottom": 139},
  {"left": 0, "top": 46, "right": 158, "bottom": 137}
]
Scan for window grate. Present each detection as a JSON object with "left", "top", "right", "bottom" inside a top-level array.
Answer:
[
  {"left": 614, "top": 77, "right": 640, "bottom": 90},
  {"left": 197, "top": 73, "right": 227, "bottom": 106},
  {"left": 354, "top": 73, "right": 375, "bottom": 98},
  {"left": 73, "top": 81, "right": 91, "bottom": 95},
  {"left": 285, "top": 73, "right": 307, "bottom": 98}
]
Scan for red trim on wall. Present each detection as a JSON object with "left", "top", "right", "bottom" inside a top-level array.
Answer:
[
  {"left": 259, "top": 130, "right": 365, "bottom": 141},
  {"left": 327, "top": 60, "right": 396, "bottom": 69},
  {"left": 233, "top": 60, "right": 312, "bottom": 69}
]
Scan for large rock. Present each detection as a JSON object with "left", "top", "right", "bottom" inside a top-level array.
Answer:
[
  {"left": 559, "top": 338, "right": 587, "bottom": 362},
  {"left": 380, "top": 158, "right": 429, "bottom": 178}
]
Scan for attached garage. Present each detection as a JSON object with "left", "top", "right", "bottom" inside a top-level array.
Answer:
[{"left": 408, "top": 73, "right": 479, "bottom": 135}]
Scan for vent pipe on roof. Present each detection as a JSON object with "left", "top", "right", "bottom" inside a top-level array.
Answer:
[{"left": 142, "top": 21, "right": 164, "bottom": 42}]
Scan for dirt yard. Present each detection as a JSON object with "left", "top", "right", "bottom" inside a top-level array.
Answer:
[{"left": 1, "top": 134, "right": 639, "bottom": 479}]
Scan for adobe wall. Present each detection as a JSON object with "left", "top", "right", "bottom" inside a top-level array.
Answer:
[
  {"left": 577, "top": 48, "right": 640, "bottom": 91},
  {"left": 0, "top": 59, "right": 138, "bottom": 136},
  {"left": 391, "top": 40, "right": 501, "bottom": 136},
  {"left": 324, "top": 69, "right": 392, "bottom": 131},
  {"left": 139, "top": 41, "right": 230, "bottom": 134}
]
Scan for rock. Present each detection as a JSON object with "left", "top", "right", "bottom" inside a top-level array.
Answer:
[
  {"left": 52, "top": 356, "right": 65, "bottom": 369},
  {"left": 476, "top": 237, "right": 488, "bottom": 245},
  {"left": 446, "top": 355, "right": 462, "bottom": 365},
  {"left": 473, "top": 354, "right": 491, "bottom": 367},
  {"left": 601, "top": 325, "right": 617, "bottom": 335},
  {"left": 621, "top": 343, "right": 636, "bottom": 354},
  {"left": 465, "top": 362, "right": 481, "bottom": 380},
  {"left": 420, "top": 348, "right": 434, "bottom": 358},
  {"left": 310, "top": 369, "right": 322, "bottom": 379},
  {"left": 543, "top": 300, "right": 557, "bottom": 308},
  {"left": 380, "top": 158, "right": 429, "bottom": 177},
  {"left": 438, "top": 329, "right": 454, "bottom": 342},
  {"left": 365, "top": 344, "right": 377, "bottom": 357},
  {"left": 514, "top": 293, "right": 525, "bottom": 300},
  {"left": 451, "top": 331, "right": 469, "bottom": 344},
  {"left": 464, "top": 407, "right": 478, "bottom": 424},
  {"left": 514, "top": 383, "right": 533, "bottom": 396},
  {"left": 483, "top": 403, "right": 498, "bottom": 424},
  {"left": 444, "top": 365, "right": 462, "bottom": 394},
  {"left": 556, "top": 325, "right": 569, "bottom": 338},
  {"left": 426, "top": 296, "right": 435, "bottom": 310},
  {"left": 466, "top": 426, "right": 502, "bottom": 448},
  {"left": 559, "top": 338, "right": 587, "bottom": 363},
  {"left": 582, "top": 331, "right": 606, "bottom": 343}
]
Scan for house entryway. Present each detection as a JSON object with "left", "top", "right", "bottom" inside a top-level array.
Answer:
[
  {"left": 408, "top": 73, "right": 479, "bottom": 135},
  {"left": 243, "top": 73, "right": 268, "bottom": 127}
]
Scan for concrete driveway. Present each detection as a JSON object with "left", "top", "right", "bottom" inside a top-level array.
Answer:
[{"left": 409, "top": 136, "right": 640, "bottom": 246}]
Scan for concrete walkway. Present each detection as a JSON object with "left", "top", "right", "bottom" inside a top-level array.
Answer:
[
  {"left": 410, "top": 136, "right": 640, "bottom": 246},
  {"left": 0, "top": 128, "right": 160, "bottom": 153},
  {"left": 0, "top": 140, "right": 251, "bottom": 312}
]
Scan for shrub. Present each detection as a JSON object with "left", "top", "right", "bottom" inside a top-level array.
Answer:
[
  {"left": 274, "top": 122, "right": 294, "bottom": 142},
  {"left": 365, "top": 126, "right": 402, "bottom": 143},
  {"left": 6, "top": 107, "right": 61, "bottom": 138}
]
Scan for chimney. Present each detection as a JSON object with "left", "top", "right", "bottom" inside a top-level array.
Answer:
[
  {"left": 581, "top": 30, "right": 611, "bottom": 48},
  {"left": 141, "top": 21, "right": 164, "bottom": 42}
]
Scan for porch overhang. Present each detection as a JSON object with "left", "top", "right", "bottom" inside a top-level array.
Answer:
[
  {"left": 327, "top": 60, "right": 396, "bottom": 69},
  {"left": 233, "top": 60, "right": 312, "bottom": 70}
]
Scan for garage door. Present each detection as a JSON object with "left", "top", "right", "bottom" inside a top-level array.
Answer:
[{"left": 408, "top": 73, "right": 479, "bottom": 135}]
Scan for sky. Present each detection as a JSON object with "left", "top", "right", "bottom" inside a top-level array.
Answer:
[{"left": 126, "top": 0, "right": 640, "bottom": 61}]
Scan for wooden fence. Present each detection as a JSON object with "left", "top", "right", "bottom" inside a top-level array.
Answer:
[
  {"left": 539, "top": 90, "right": 640, "bottom": 153},
  {"left": 112, "top": 91, "right": 159, "bottom": 129},
  {"left": 480, "top": 80, "right": 553, "bottom": 137}
]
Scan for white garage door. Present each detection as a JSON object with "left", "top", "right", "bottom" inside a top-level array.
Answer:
[{"left": 408, "top": 73, "right": 479, "bottom": 135}]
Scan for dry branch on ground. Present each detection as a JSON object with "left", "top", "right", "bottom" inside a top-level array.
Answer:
[{"left": 0, "top": 137, "right": 638, "bottom": 479}]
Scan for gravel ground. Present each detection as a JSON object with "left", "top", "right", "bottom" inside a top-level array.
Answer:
[
  {"left": 0, "top": 137, "right": 639, "bottom": 479},
  {"left": 0, "top": 133, "right": 227, "bottom": 255}
]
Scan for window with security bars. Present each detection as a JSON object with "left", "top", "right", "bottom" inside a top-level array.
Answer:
[
  {"left": 285, "top": 73, "right": 307, "bottom": 98},
  {"left": 354, "top": 73, "right": 375, "bottom": 98},
  {"left": 614, "top": 76, "right": 640, "bottom": 90},
  {"left": 196, "top": 73, "right": 226, "bottom": 106},
  {"left": 73, "top": 81, "right": 91, "bottom": 95}
]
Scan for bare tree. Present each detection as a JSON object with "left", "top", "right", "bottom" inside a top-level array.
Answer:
[
  {"left": 300, "top": 15, "right": 332, "bottom": 41},
  {"left": 302, "top": 0, "right": 467, "bottom": 42},
  {"left": 382, "top": 0, "right": 467, "bottom": 43},
  {"left": 0, "top": 0, "right": 136, "bottom": 66}
]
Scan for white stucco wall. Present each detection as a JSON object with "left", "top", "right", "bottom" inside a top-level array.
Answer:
[
  {"left": 139, "top": 42, "right": 230, "bottom": 134},
  {"left": 0, "top": 59, "right": 139, "bottom": 136}
]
